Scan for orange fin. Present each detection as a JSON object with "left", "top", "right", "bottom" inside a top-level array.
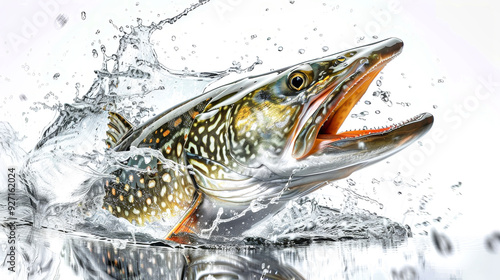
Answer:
[{"left": 165, "top": 191, "right": 203, "bottom": 244}]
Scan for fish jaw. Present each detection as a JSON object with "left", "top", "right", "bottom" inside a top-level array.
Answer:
[
  {"left": 286, "top": 113, "right": 433, "bottom": 183},
  {"left": 292, "top": 37, "right": 406, "bottom": 159},
  {"left": 279, "top": 38, "right": 435, "bottom": 182}
]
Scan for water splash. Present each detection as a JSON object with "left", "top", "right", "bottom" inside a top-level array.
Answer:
[
  {"left": 7, "top": 1, "right": 226, "bottom": 236},
  {"left": 243, "top": 196, "right": 408, "bottom": 244}
]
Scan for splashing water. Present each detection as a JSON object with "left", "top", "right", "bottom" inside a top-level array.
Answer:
[{"left": 3, "top": 2, "right": 225, "bottom": 236}]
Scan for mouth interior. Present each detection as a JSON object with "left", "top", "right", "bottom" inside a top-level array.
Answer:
[
  {"left": 300, "top": 46, "right": 416, "bottom": 159},
  {"left": 317, "top": 64, "right": 393, "bottom": 142}
]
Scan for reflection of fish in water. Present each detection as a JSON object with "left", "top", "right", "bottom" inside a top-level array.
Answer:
[
  {"left": 102, "top": 38, "right": 433, "bottom": 243},
  {"left": 68, "top": 236, "right": 304, "bottom": 280}
]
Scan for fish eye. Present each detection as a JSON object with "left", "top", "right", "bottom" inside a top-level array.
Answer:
[{"left": 288, "top": 72, "right": 308, "bottom": 91}]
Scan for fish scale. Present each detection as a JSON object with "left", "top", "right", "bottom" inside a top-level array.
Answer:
[{"left": 102, "top": 100, "right": 208, "bottom": 226}]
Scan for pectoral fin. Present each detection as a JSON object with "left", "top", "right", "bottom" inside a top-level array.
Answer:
[{"left": 165, "top": 191, "right": 203, "bottom": 244}]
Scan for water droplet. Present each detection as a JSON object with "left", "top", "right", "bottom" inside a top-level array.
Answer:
[
  {"left": 433, "top": 105, "right": 438, "bottom": 109},
  {"left": 431, "top": 230, "right": 453, "bottom": 256},
  {"left": 92, "top": 49, "right": 98, "bottom": 58},
  {"left": 55, "top": 14, "right": 68, "bottom": 29},
  {"left": 360, "top": 111, "right": 368, "bottom": 116},
  {"left": 347, "top": 178, "right": 356, "bottom": 186},
  {"left": 438, "top": 79, "right": 444, "bottom": 83},
  {"left": 95, "top": 29, "right": 100, "bottom": 35},
  {"left": 388, "top": 117, "right": 393, "bottom": 121},
  {"left": 251, "top": 34, "right": 257, "bottom": 40},
  {"left": 298, "top": 49, "right": 305, "bottom": 54},
  {"left": 485, "top": 232, "right": 500, "bottom": 253},
  {"left": 174, "top": 46, "right": 179, "bottom": 51},
  {"left": 451, "top": 182, "right": 462, "bottom": 190},
  {"left": 171, "top": 35, "right": 176, "bottom": 41},
  {"left": 371, "top": 178, "right": 380, "bottom": 184},
  {"left": 375, "top": 110, "right": 380, "bottom": 114},
  {"left": 376, "top": 80, "right": 382, "bottom": 87},
  {"left": 393, "top": 176, "right": 402, "bottom": 186},
  {"left": 53, "top": 73, "right": 60, "bottom": 80},
  {"left": 364, "top": 100, "right": 371, "bottom": 105},
  {"left": 372, "top": 35, "right": 378, "bottom": 39},
  {"left": 81, "top": 11, "right": 86, "bottom": 20},
  {"left": 391, "top": 266, "right": 418, "bottom": 280},
  {"left": 19, "top": 94, "right": 27, "bottom": 101},
  {"left": 289, "top": 0, "right": 295, "bottom": 3},
  {"left": 278, "top": 46, "right": 283, "bottom": 52},
  {"left": 322, "top": 46, "right": 329, "bottom": 52},
  {"left": 351, "top": 113, "right": 358, "bottom": 118},
  {"left": 100, "top": 45, "right": 106, "bottom": 53}
]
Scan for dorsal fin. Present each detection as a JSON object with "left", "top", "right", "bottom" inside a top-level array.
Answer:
[{"left": 106, "top": 112, "right": 133, "bottom": 148}]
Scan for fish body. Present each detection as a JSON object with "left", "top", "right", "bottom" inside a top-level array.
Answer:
[{"left": 102, "top": 38, "right": 433, "bottom": 243}]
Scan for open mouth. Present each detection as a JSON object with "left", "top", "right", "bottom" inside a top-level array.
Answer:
[
  {"left": 317, "top": 52, "right": 399, "bottom": 141},
  {"left": 293, "top": 38, "right": 430, "bottom": 159}
]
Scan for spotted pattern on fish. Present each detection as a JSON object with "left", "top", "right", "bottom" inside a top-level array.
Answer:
[
  {"left": 103, "top": 101, "right": 208, "bottom": 226},
  {"left": 78, "top": 239, "right": 186, "bottom": 279},
  {"left": 184, "top": 87, "right": 301, "bottom": 184},
  {"left": 72, "top": 236, "right": 305, "bottom": 280},
  {"left": 103, "top": 159, "right": 195, "bottom": 225},
  {"left": 187, "top": 105, "right": 231, "bottom": 168}
]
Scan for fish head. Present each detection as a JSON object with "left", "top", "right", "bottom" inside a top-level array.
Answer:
[{"left": 185, "top": 38, "right": 433, "bottom": 203}]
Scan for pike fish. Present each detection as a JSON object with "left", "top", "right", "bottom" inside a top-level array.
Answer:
[{"left": 102, "top": 38, "right": 433, "bottom": 243}]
